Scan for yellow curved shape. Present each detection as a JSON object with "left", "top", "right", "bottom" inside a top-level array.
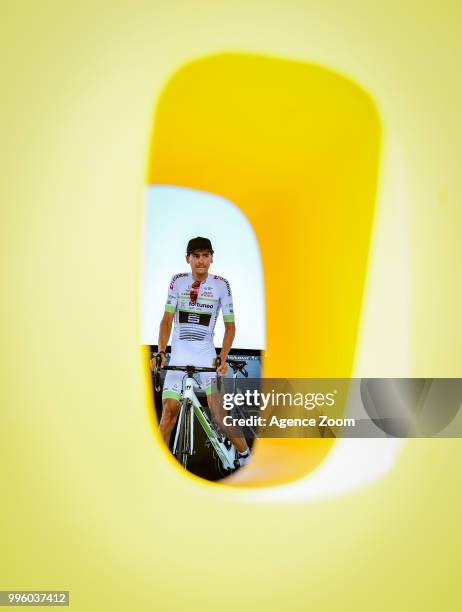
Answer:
[
  {"left": 147, "top": 54, "right": 381, "bottom": 486},
  {"left": 3, "top": 3, "right": 462, "bottom": 611}
]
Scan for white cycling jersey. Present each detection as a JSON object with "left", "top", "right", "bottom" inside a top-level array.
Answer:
[
  {"left": 165, "top": 272, "right": 235, "bottom": 353},
  {"left": 162, "top": 273, "right": 235, "bottom": 400}
]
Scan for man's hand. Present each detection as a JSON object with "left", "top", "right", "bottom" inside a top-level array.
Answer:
[
  {"left": 213, "top": 357, "right": 228, "bottom": 376},
  {"left": 150, "top": 352, "right": 166, "bottom": 371}
]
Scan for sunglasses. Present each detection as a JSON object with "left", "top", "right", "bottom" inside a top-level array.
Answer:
[{"left": 190, "top": 280, "right": 201, "bottom": 304}]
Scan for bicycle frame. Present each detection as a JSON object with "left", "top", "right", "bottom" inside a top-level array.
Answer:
[{"left": 172, "top": 372, "right": 237, "bottom": 471}]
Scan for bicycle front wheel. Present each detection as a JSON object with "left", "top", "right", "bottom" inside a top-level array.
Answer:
[{"left": 174, "top": 400, "right": 190, "bottom": 469}]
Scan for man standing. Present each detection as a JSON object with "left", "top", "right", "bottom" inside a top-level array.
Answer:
[{"left": 153, "top": 237, "right": 251, "bottom": 465}]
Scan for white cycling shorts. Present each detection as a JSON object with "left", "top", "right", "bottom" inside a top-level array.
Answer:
[{"left": 162, "top": 344, "right": 217, "bottom": 401}]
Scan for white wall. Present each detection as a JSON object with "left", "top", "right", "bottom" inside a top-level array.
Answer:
[{"left": 141, "top": 186, "right": 265, "bottom": 350}]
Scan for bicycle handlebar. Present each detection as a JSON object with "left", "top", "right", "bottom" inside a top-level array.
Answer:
[
  {"left": 161, "top": 365, "right": 218, "bottom": 373},
  {"left": 152, "top": 354, "right": 250, "bottom": 392},
  {"left": 151, "top": 356, "right": 223, "bottom": 393}
]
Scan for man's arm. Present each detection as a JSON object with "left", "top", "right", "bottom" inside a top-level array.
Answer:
[
  {"left": 217, "top": 321, "right": 235, "bottom": 375},
  {"left": 158, "top": 311, "right": 174, "bottom": 352},
  {"left": 150, "top": 311, "right": 174, "bottom": 369},
  {"left": 216, "top": 276, "right": 235, "bottom": 376}
]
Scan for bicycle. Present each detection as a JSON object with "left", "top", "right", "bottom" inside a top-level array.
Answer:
[{"left": 152, "top": 354, "right": 244, "bottom": 473}]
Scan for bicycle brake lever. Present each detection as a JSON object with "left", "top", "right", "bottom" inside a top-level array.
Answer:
[
  {"left": 153, "top": 368, "right": 161, "bottom": 392},
  {"left": 152, "top": 352, "right": 163, "bottom": 392}
]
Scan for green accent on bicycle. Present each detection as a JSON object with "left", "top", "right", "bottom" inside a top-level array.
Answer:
[
  {"left": 193, "top": 404, "right": 215, "bottom": 438},
  {"left": 223, "top": 315, "right": 235, "bottom": 322},
  {"left": 162, "top": 390, "right": 181, "bottom": 401},
  {"left": 165, "top": 305, "right": 176, "bottom": 313},
  {"left": 185, "top": 401, "right": 234, "bottom": 471}
]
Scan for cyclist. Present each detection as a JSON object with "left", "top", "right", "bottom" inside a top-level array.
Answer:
[{"left": 152, "top": 236, "right": 251, "bottom": 465}]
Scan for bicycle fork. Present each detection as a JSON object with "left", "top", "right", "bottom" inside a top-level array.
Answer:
[
  {"left": 172, "top": 395, "right": 237, "bottom": 472},
  {"left": 172, "top": 400, "right": 194, "bottom": 458}
]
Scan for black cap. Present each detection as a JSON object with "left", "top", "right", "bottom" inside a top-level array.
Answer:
[{"left": 186, "top": 237, "right": 214, "bottom": 255}]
